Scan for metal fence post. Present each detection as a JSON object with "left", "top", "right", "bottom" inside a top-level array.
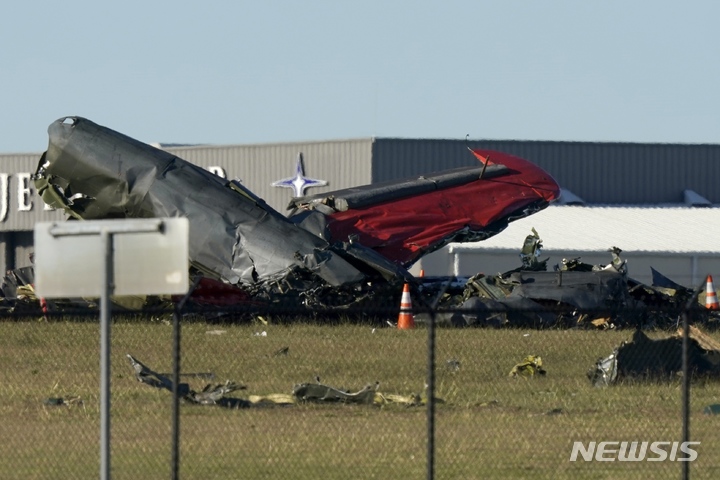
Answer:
[
  {"left": 171, "top": 303, "right": 181, "bottom": 480},
  {"left": 171, "top": 276, "right": 202, "bottom": 480},
  {"left": 100, "top": 229, "right": 113, "bottom": 480},
  {"left": 427, "top": 310, "right": 436, "bottom": 480},
  {"left": 681, "top": 309, "right": 690, "bottom": 480}
]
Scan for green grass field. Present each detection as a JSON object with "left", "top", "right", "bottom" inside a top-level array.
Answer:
[{"left": 1, "top": 319, "right": 718, "bottom": 479}]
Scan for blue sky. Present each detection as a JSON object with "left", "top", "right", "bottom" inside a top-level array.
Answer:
[{"left": 2, "top": 1, "right": 719, "bottom": 153}]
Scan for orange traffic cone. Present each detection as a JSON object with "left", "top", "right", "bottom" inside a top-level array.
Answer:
[
  {"left": 397, "top": 283, "right": 415, "bottom": 329},
  {"left": 40, "top": 297, "right": 49, "bottom": 320},
  {"left": 706, "top": 275, "right": 719, "bottom": 310}
]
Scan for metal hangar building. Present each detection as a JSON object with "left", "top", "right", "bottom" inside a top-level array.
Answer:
[{"left": 2, "top": 135, "right": 720, "bottom": 284}]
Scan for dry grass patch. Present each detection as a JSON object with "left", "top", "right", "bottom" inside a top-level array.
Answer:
[{"left": 0, "top": 320, "right": 718, "bottom": 479}]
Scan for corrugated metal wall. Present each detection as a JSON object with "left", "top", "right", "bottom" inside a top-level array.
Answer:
[
  {"left": 0, "top": 232, "right": 10, "bottom": 274},
  {"left": 0, "top": 153, "right": 65, "bottom": 232},
  {"left": 370, "top": 139, "right": 474, "bottom": 180},
  {"left": 3, "top": 137, "right": 720, "bottom": 277},
  {"left": 0, "top": 141, "right": 375, "bottom": 233},
  {"left": 4, "top": 139, "right": 720, "bottom": 233},
  {"left": 0, "top": 231, "right": 35, "bottom": 274},
  {"left": 468, "top": 141, "right": 720, "bottom": 204},
  {"left": 12, "top": 232, "right": 34, "bottom": 270},
  {"left": 167, "top": 139, "right": 374, "bottom": 213},
  {"left": 372, "top": 139, "right": 720, "bottom": 204}
]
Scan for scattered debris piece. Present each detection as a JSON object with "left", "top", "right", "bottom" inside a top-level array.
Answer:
[
  {"left": 291, "top": 379, "right": 431, "bottom": 406},
  {"left": 376, "top": 393, "right": 423, "bottom": 406},
  {"left": 509, "top": 355, "right": 547, "bottom": 377},
  {"left": 292, "top": 382, "right": 377, "bottom": 404},
  {"left": 273, "top": 346, "right": 289, "bottom": 357},
  {"left": 446, "top": 359, "right": 461, "bottom": 372},
  {"left": 588, "top": 349, "right": 619, "bottom": 387},
  {"left": 187, "top": 381, "right": 246, "bottom": 406},
  {"left": 43, "top": 396, "right": 83, "bottom": 407},
  {"left": 126, "top": 354, "right": 243, "bottom": 406},
  {"left": 127, "top": 354, "right": 175, "bottom": 392},
  {"left": 588, "top": 325, "right": 720, "bottom": 386},
  {"left": 517, "top": 227, "right": 548, "bottom": 272},
  {"left": 247, "top": 394, "right": 296, "bottom": 406}
]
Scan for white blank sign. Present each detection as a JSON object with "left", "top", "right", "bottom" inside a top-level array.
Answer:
[{"left": 34, "top": 218, "right": 189, "bottom": 298}]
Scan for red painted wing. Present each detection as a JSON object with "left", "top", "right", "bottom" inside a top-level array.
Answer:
[{"left": 324, "top": 149, "right": 560, "bottom": 266}]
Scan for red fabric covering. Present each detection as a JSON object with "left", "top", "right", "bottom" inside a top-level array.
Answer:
[
  {"left": 326, "top": 150, "right": 559, "bottom": 266},
  {"left": 185, "top": 277, "right": 257, "bottom": 306}
]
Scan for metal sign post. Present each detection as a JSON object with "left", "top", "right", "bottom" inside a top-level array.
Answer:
[
  {"left": 35, "top": 218, "right": 189, "bottom": 480},
  {"left": 100, "top": 229, "right": 112, "bottom": 480}
]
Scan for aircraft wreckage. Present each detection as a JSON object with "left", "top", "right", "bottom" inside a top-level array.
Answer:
[
  {"left": 2, "top": 116, "right": 713, "bottom": 327},
  {"left": 2, "top": 116, "right": 560, "bottom": 313},
  {"left": 420, "top": 232, "right": 715, "bottom": 330}
]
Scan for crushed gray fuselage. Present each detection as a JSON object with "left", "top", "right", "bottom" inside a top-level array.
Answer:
[{"left": 34, "top": 117, "right": 371, "bottom": 291}]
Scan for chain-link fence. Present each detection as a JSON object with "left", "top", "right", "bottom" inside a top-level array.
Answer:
[{"left": 2, "top": 287, "right": 719, "bottom": 480}]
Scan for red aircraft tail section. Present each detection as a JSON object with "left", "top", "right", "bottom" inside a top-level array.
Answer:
[{"left": 319, "top": 149, "right": 560, "bottom": 266}]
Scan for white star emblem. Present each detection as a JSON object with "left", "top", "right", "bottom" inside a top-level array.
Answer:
[{"left": 271, "top": 153, "right": 327, "bottom": 197}]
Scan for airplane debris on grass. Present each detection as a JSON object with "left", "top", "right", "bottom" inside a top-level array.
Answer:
[
  {"left": 509, "top": 355, "right": 546, "bottom": 378},
  {"left": 588, "top": 325, "right": 720, "bottom": 386},
  {"left": 126, "top": 354, "right": 428, "bottom": 408}
]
